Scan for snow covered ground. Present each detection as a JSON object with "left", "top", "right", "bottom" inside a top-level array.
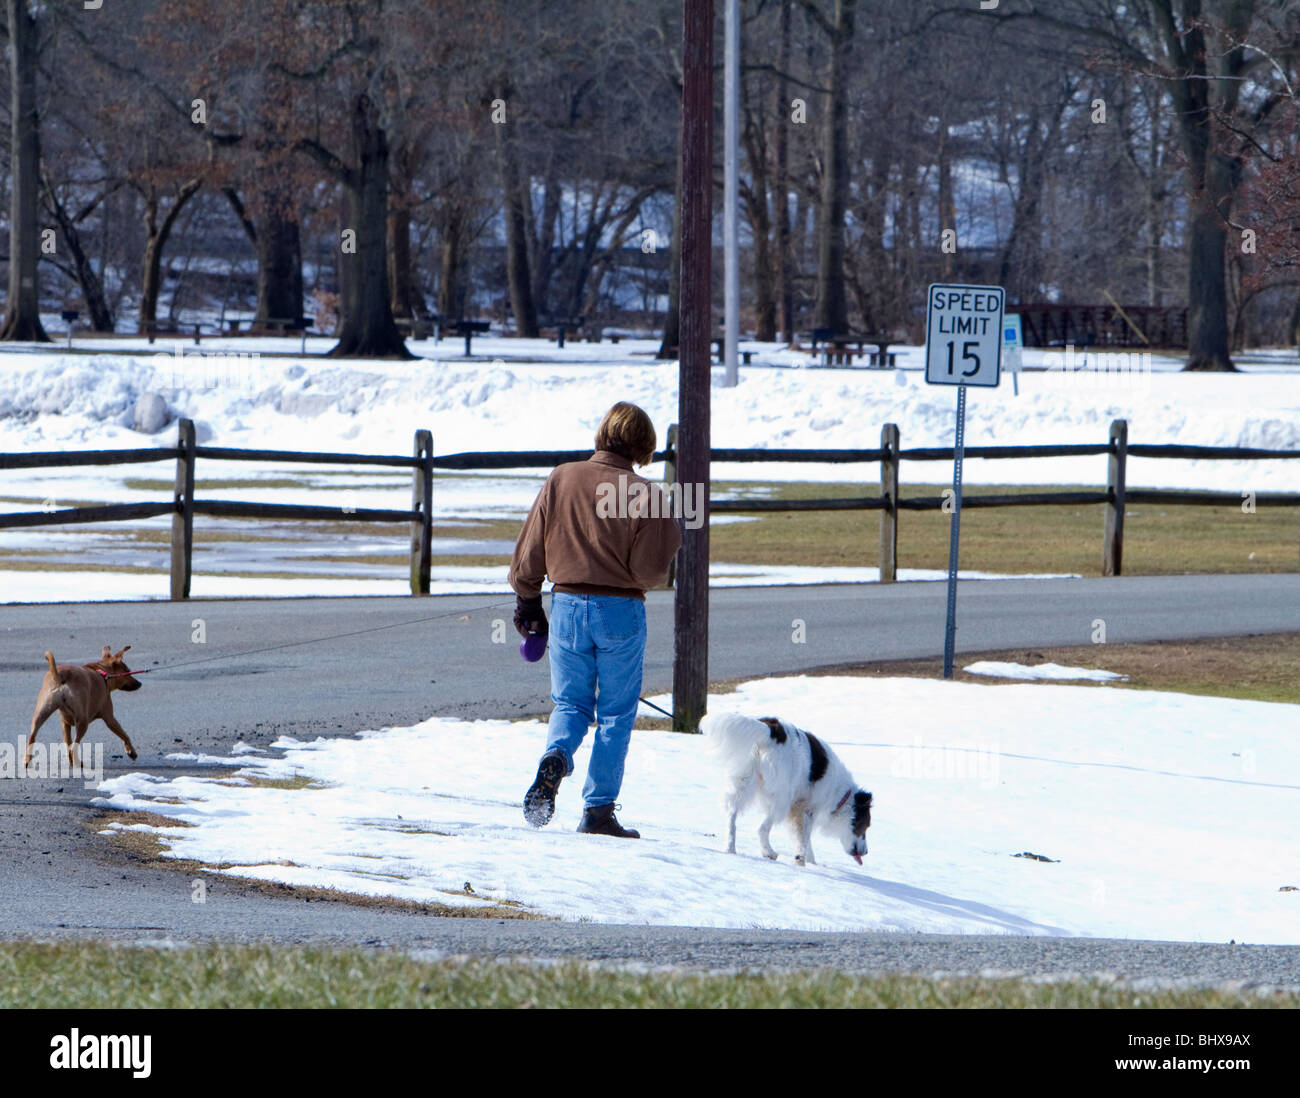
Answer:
[
  {"left": 92, "top": 674, "right": 1300, "bottom": 944},
  {"left": 964, "top": 662, "right": 1128, "bottom": 682},
  {"left": 1, "top": 336, "right": 1296, "bottom": 602},
  {"left": 3, "top": 337, "right": 1298, "bottom": 488}
]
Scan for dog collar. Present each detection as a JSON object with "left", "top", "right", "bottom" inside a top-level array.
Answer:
[{"left": 834, "top": 790, "right": 852, "bottom": 813}]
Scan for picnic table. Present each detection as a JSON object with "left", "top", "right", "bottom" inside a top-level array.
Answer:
[
  {"left": 394, "top": 316, "right": 435, "bottom": 341},
  {"left": 709, "top": 338, "right": 756, "bottom": 365},
  {"left": 450, "top": 319, "right": 491, "bottom": 356},
  {"left": 261, "top": 315, "right": 315, "bottom": 353},
  {"left": 540, "top": 316, "right": 584, "bottom": 349},
  {"left": 805, "top": 329, "right": 896, "bottom": 368},
  {"left": 145, "top": 320, "right": 202, "bottom": 345}
]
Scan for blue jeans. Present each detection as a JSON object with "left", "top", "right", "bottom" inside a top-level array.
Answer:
[{"left": 543, "top": 593, "right": 647, "bottom": 809}]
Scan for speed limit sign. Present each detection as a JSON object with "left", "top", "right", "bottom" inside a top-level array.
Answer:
[
  {"left": 925, "top": 284, "right": 1005, "bottom": 388},
  {"left": 921, "top": 282, "right": 1007, "bottom": 680}
]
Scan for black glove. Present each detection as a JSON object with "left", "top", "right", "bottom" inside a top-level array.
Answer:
[{"left": 514, "top": 595, "right": 548, "bottom": 639}]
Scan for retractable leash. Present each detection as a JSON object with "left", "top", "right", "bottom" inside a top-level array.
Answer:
[
  {"left": 512, "top": 623, "right": 672, "bottom": 720},
  {"left": 520, "top": 630, "right": 547, "bottom": 662},
  {"left": 109, "top": 596, "right": 679, "bottom": 722},
  {"left": 99, "top": 598, "right": 518, "bottom": 679},
  {"left": 637, "top": 696, "right": 675, "bottom": 720}
]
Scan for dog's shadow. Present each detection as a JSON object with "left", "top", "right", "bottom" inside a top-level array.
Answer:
[{"left": 842, "top": 871, "right": 1068, "bottom": 936}]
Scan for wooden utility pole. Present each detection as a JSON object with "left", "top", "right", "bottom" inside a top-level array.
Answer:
[
  {"left": 673, "top": 0, "right": 713, "bottom": 733},
  {"left": 723, "top": 0, "right": 739, "bottom": 387}
]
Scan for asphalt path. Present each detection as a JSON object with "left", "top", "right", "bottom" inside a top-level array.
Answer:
[{"left": 2, "top": 575, "right": 1299, "bottom": 982}]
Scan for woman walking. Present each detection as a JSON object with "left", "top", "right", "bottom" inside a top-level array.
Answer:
[{"left": 509, "top": 402, "right": 682, "bottom": 838}]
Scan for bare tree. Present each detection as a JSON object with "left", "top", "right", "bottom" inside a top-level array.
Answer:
[{"left": 1, "top": 0, "right": 48, "bottom": 340}]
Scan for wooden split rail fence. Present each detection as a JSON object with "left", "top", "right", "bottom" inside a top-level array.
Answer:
[{"left": 0, "top": 418, "right": 1296, "bottom": 597}]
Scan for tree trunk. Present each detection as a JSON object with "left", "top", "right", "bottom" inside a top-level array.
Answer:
[
  {"left": 331, "top": 94, "right": 410, "bottom": 358},
  {"left": 532, "top": 169, "right": 560, "bottom": 316},
  {"left": 1149, "top": 3, "right": 1238, "bottom": 372},
  {"left": 1, "top": 0, "right": 48, "bottom": 341},
  {"left": 255, "top": 202, "right": 304, "bottom": 324},
  {"left": 137, "top": 179, "right": 202, "bottom": 333},
  {"left": 773, "top": 0, "right": 794, "bottom": 342},
  {"left": 496, "top": 110, "right": 539, "bottom": 337},
  {"left": 45, "top": 187, "right": 115, "bottom": 331},
  {"left": 387, "top": 203, "right": 419, "bottom": 320},
  {"left": 856, "top": 146, "right": 891, "bottom": 330},
  {"left": 811, "top": 0, "right": 855, "bottom": 336},
  {"left": 937, "top": 118, "right": 956, "bottom": 282},
  {"left": 998, "top": 124, "right": 1045, "bottom": 303},
  {"left": 1183, "top": 154, "right": 1236, "bottom": 371},
  {"left": 742, "top": 91, "right": 775, "bottom": 341},
  {"left": 436, "top": 203, "right": 469, "bottom": 320}
]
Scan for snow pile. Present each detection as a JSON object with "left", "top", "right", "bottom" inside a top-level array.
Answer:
[
  {"left": 94, "top": 674, "right": 1300, "bottom": 943},
  {"left": 964, "top": 662, "right": 1127, "bottom": 682},
  {"left": 1, "top": 340, "right": 1297, "bottom": 490}
]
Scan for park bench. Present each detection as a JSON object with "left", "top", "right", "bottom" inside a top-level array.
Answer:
[
  {"left": 262, "top": 315, "right": 315, "bottom": 353},
  {"left": 665, "top": 340, "right": 756, "bottom": 365},
  {"left": 394, "top": 316, "right": 434, "bottom": 340},
  {"left": 145, "top": 320, "right": 202, "bottom": 345},
  {"left": 449, "top": 318, "right": 491, "bottom": 356}
]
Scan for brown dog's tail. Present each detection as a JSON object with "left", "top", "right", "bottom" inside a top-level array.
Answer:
[{"left": 44, "top": 651, "right": 60, "bottom": 678}]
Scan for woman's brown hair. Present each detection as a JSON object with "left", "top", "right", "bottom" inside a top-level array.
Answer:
[{"left": 595, "top": 402, "right": 657, "bottom": 466}]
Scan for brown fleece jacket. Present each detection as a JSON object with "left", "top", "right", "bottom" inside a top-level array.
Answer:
[{"left": 509, "top": 451, "right": 683, "bottom": 601}]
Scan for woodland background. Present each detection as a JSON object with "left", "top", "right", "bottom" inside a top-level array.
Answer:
[{"left": 0, "top": 0, "right": 1296, "bottom": 365}]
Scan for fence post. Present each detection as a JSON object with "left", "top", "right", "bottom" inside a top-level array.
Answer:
[
  {"left": 1103, "top": 418, "right": 1128, "bottom": 577},
  {"left": 879, "top": 422, "right": 899, "bottom": 583},
  {"left": 170, "top": 418, "right": 196, "bottom": 600},
  {"left": 410, "top": 429, "right": 433, "bottom": 595},
  {"left": 663, "top": 423, "right": 678, "bottom": 589}
]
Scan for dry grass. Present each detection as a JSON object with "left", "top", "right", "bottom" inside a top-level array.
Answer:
[
  {"left": 0, "top": 943, "right": 1293, "bottom": 1009},
  {"left": 90, "top": 811, "right": 543, "bottom": 921},
  {"left": 708, "top": 481, "right": 1300, "bottom": 577},
  {"left": 794, "top": 632, "right": 1300, "bottom": 705}
]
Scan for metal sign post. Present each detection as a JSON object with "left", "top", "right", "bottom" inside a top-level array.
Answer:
[
  {"left": 1003, "top": 313, "right": 1024, "bottom": 397},
  {"left": 942, "top": 383, "right": 967, "bottom": 679},
  {"left": 924, "top": 283, "right": 1005, "bottom": 680}
]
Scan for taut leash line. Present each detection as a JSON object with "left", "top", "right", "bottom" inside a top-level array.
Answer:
[{"left": 101, "top": 598, "right": 516, "bottom": 679}]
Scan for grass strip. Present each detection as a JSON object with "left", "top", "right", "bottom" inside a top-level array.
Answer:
[{"left": 0, "top": 943, "right": 1294, "bottom": 1009}]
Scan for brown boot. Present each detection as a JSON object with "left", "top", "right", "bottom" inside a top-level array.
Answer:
[
  {"left": 523, "top": 753, "right": 566, "bottom": 828},
  {"left": 576, "top": 803, "right": 640, "bottom": 839}
]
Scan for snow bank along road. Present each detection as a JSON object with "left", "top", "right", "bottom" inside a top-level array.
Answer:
[{"left": 1, "top": 576, "right": 1299, "bottom": 980}]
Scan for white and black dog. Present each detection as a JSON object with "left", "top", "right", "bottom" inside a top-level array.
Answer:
[{"left": 702, "top": 712, "right": 872, "bottom": 867}]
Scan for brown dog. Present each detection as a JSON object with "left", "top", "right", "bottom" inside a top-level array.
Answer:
[{"left": 27, "top": 646, "right": 142, "bottom": 770}]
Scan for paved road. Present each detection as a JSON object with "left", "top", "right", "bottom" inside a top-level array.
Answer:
[
  {"left": 3, "top": 574, "right": 1298, "bottom": 738},
  {"left": 2, "top": 576, "right": 1299, "bottom": 980}
]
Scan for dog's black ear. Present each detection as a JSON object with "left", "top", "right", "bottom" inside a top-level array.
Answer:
[
  {"left": 102, "top": 645, "right": 113, "bottom": 660},
  {"left": 853, "top": 791, "right": 873, "bottom": 831}
]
